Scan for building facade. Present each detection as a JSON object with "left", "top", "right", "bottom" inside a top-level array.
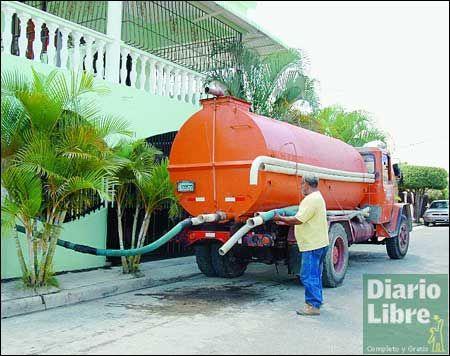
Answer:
[{"left": 0, "top": 0, "right": 287, "bottom": 278}]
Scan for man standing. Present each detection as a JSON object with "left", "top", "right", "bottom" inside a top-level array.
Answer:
[{"left": 273, "top": 174, "right": 329, "bottom": 316}]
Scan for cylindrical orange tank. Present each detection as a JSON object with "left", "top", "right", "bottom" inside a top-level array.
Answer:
[{"left": 169, "top": 96, "right": 370, "bottom": 221}]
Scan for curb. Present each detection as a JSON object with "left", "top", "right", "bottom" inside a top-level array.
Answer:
[{"left": 1, "top": 271, "right": 200, "bottom": 319}]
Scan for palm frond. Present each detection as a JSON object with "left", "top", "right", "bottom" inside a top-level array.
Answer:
[
  {"left": 1, "top": 166, "right": 43, "bottom": 218},
  {"left": 1, "top": 96, "right": 29, "bottom": 160},
  {"left": 1, "top": 70, "right": 31, "bottom": 98},
  {"left": 91, "top": 114, "right": 133, "bottom": 141},
  {"left": 14, "top": 134, "right": 67, "bottom": 180},
  {"left": 139, "top": 159, "right": 179, "bottom": 215}
]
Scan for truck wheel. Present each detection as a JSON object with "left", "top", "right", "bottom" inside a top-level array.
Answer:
[
  {"left": 210, "top": 243, "right": 248, "bottom": 278},
  {"left": 386, "top": 215, "right": 409, "bottom": 259},
  {"left": 323, "top": 223, "right": 349, "bottom": 288},
  {"left": 194, "top": 244, "right": 217, "bottom": 277},
  {"left": 424, "top": 222, "right": 430, "bottom": 227}
]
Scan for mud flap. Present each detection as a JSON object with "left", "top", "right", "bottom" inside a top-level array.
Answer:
[{"left": 287, "top": 244, "right": 301, "bottom": 276}]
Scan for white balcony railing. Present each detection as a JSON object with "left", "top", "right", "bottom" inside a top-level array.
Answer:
[{"left": 1, "top": 1, "right": 205, "bottom": 105}]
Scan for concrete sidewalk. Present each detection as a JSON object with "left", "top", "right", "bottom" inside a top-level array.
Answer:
[{"left": 1, "top": 256, "right": 200, "bottom": 319}]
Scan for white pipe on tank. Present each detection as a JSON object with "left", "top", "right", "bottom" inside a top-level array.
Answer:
[
  {"left": 218, "top": 223, "right": 252, "bottom": 256},
  {"left": 249, "top": 156, "right": 375, "bottom": 185},
  {"left": 261, "top": 164, "right": 375, "bottom": 184},
  {"left": 247, "top": 215, "right": 264, "bottom": 227},
  {"left": 191, "top": 216, "right": 205, "bottom": 225},
  {"left": 192, "top": 212, "right": 226, "bottom": 225},
  {"left": 202, "top": 213, "right": 224, "bottom": 223},
  {"left": 327, "top": 208, "right": 370, "bottom": 217}
]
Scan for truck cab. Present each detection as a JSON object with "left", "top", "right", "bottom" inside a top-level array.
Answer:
[{"left": 357, "top": 147, "right": 412, "bottom": 239}]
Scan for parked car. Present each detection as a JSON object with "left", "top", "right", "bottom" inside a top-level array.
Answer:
[{"left": 423, "top": 200, "right": 449, "bottom": 226}]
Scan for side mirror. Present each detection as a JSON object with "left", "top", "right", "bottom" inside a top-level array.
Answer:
[
  {"left": 393, "top": 163, "right": 403, "bottom": 184},
  {"left": 393, "top": 163, "right": 401, "bottom": 177}
]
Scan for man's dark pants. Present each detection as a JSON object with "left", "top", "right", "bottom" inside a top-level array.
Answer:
[{"left": 299, "top": 246, "right": 328, "bottom": 308}]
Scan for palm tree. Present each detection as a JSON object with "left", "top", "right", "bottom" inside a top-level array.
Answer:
[
  {"left": 292, "top": 105, "right": 387, "bottom": 147},
  {"left": 130, "top": 159, "right": 181, "bottom": 271},
  {"left": 111, "top": 139, "right": 160, "bottom": 273},
  {"left": 2, "top": 167, "right": 43, "bottom": 285},
  {"left": 205, "top": 45, "right": 319, "bottom": 119},
  {"left": 1, "top": 68, "right": 130, "bottom": 288}
]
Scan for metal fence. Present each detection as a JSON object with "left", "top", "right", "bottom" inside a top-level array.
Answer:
[
  {"left": 21, "top": 1, "right": 108, "bottom": 33},
  {"left": 122, "top": 1, "right": 242, "bottom": 73}
]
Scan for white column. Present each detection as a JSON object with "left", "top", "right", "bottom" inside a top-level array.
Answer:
[
  {"left": 71, "top": 31, "right": 83, "bottom": 72},
  {"left": 1, "top": 6, "right": 15, "bottom": 54},
  {"left": 187, "top": 73, "right": 195, "bottom": 104},
  {"left": 139, "top": 56, "right": 148, "bottom": 91},
  {"left": 32, "top": 17, "right": 44, "bottom": 62},
  {"left": 58, "top": 27, "right": 70, "bottom": 69},
  {"left": 105, "top": 1, "right": 122, "bottom": 83},
  {"left": 172, "top": 69, "right": 181, "bottom": 100},
  {"left": 96, "top": 40, "right": 106, "bottom": 78},
  {"left": 45, "top": 22, "right": 57, "bottom": 66},
  {"left": 164, "top": 65, "right": 173, "bottom": 97},
  {"left": 120, "top": 47, "right": 129, "bottom": 85},
  {"left": 195, "top": 75, "right": 204, "bottom": 104},
  {"left": 157, "top": 63, "right": 166, "bottom": 96},
  {"left": 17, "top": 12, "right": 29, "bottom": 59},
  {"left": 147, "top": 59, "right": 156, "bottom": 94},
  {"left": 129, "top": 51, "right": 139, "bottom": 88},
  {"left": 179, "top": 71, "right": 188, "bottom": 102},
  {"left": 84, "top": 36, "right": 94, "bottom": 73}
]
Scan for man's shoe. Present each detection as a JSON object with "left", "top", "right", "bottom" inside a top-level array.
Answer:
[{"left": 296, "top": 303, "right": 320, "bottom": 316}]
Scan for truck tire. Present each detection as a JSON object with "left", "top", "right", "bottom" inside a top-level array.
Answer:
[
  {"left": 323, "top": 223, "right": 349, "bottom": 288},
  {"left": 424, "top": 222, "right": 430, "bottom": 227},
  {"left": 386, "top": 215, "right": 409, "bottom": 259},
  {"left": 194, "top": 244, "right": 217, "bottom": 277},
  {"left": 210, "top": 242, "right": 248, "bottom": 278}
]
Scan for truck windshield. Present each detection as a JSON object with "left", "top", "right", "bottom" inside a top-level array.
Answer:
[{"left": 429, "top": 201, "right": 449, "bottom": 209}]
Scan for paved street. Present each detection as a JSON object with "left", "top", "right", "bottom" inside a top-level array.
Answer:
[{"left": 1, "top": 225, "right": 448, "bottom": 355}]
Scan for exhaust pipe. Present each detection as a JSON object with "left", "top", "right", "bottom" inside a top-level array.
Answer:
[{"left": 205, "top": 86, "right": 224, "bottom": 97}]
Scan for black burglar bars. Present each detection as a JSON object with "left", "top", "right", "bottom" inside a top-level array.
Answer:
[
  {"left": 121, "top": 1, "right": 242, "bottom": 73},
  {"left": 21, "top": 1, "right": 108, "bottom": 34}
]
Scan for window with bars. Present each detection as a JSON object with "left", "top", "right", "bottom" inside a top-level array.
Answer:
[
  {"left": 121, "top": 1, "right": 243, "bottom": 73},
  {"left": 21, "top": 1, "right": 108, "bottom": 33}
]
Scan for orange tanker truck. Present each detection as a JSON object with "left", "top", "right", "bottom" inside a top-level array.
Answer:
[{"left": 168, "top": 93, "right": 412, "bottom": 287}]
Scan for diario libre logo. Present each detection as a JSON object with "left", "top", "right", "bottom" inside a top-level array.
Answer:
[{"left": 363, "top": 274, "right": 448, "bottom": 354}]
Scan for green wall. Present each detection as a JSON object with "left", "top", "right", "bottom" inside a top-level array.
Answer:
[
  {"left": 1, "top": 53, "right": 200, "bottom": 279},
  {"left": 1, "top": 208, "right": 108, "bottom": 279}
]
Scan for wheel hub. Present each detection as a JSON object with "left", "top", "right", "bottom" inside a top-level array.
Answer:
[
  {"left": 333, "top": 236, "right": 345, "bottom": 272},
  {"left": 398, "top": 225, "right": 409, "bottom": 250}
]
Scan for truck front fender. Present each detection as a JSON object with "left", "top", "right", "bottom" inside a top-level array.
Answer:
[{"left": 385, "top": 203, "right": 413, "bottom": 237}]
